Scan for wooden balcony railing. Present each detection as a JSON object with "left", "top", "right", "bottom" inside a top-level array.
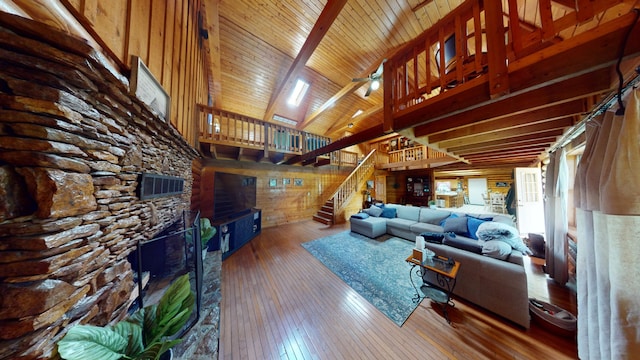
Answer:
[
  {"left": 388, "top": 145, "right": 448, "bottom": 163},
  {"left": 330, "top": 150, "right": 358, "bottom": 167},
  {"left": 197, "top": 105, "right": 331, "bottom": 153},
  {"left": 386, "top": 0, "right": 620, "bottom": 114},
  {"left": 197, "top": 105, "right": 357, "bottom": 165},
  {"left": 328, "top": 149, "right": 377, "bottom": 218}
]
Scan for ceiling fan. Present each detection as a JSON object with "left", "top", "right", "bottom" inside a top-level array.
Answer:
[{"left": 352, "top": 60, "right": 386, "bottom": 97}]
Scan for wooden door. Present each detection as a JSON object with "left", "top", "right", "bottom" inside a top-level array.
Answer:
[
  {"left": 515, "top": 167, "right": 545, "bottom": 235},
  {"left": 375, "top": 175, "right": 386, "bottom": 202}
]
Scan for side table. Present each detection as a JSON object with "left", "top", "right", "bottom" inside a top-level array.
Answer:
[{"left": 406, "top": 254, "right": 460, "bottom": 324}]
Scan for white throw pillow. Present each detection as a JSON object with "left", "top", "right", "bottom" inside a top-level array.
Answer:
[
  {"left": 368, "top": 205, "right": 383, "bottom": 217},
  {"left": 482, "top": 240, "right": 512, "bottom": 260}
]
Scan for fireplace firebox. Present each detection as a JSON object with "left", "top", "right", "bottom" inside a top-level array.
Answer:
[{"left": 128, "top": 211, "right": 203, "bottom": 337}]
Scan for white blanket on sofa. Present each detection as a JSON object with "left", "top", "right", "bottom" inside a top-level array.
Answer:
[{"left": 476, "top": 221, "right": 532, "bottom": 255}]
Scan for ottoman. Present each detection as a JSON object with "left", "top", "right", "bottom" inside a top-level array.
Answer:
[{"left": 350, "top": 216, "right": 387, "bottom": 238}]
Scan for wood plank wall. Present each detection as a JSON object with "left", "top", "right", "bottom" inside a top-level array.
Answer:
[
  {"left": 3, "top": 0, "right": 209, "bottom": 146},
  {"left": 200, "top": 161, "right": 356, "bottom": 228}
]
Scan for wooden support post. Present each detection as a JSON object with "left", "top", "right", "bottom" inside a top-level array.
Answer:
[
  {"left": 383, "top": 60, "right": 394, "bottom": 134},
  {"left": 484, "top": 0, "right": 509, "bottom": 98}
]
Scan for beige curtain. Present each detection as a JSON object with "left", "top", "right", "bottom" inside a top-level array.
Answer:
[
  {"left": 544, "top": 148, "right": 568, "bottom": 284},
  {"left": 576, "top": 88, "right": 640, "bottom": 359}
]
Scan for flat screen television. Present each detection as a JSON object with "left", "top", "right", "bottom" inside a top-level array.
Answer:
[{"left": 213, "top": 172, "right": 257, "bottom": 221}]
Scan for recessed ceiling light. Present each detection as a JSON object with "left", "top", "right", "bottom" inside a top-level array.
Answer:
[{"left": 352, "top": 109, "right": 363, "bottom": 118}]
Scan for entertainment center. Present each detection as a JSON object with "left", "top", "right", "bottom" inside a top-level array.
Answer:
[{"left": 207, "top": 171, "right": 262, "bottom": 259}]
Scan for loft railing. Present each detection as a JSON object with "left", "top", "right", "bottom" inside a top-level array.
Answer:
[
  {"left": 386, "top": 0, "right": 620, "bottom": 114},
  {"left": 330, "top": 150, "right": 358, "bottom": 167},
  {"left": 388, "top": 1, "right": 495, "bottom": 112},
  {"left": 327, "top": 149, "right": 377, "bottom": 220},
  {"left": 197, "top": 105, "right": 332, "bottom": 155},
  {"left": 388, "top": 145, "right": 448, "bottom": 163}
]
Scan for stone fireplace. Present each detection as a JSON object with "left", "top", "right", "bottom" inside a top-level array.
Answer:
[{"left": 0, "top": 14, "right": 201, "bottom": 359}]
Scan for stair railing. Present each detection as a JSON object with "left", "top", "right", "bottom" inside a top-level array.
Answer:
[{"left": 327, "top": 149, "right": 377, "bottom": 221}]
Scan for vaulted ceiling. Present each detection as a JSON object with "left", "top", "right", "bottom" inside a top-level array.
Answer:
[{"left": 206, "top": 0, "right": 640, "bottom": 169}]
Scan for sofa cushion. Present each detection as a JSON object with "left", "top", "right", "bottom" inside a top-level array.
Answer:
[
  {"left": 381, "top": 207, "right": 397, "bottom": 218},
  {"left": 351, "top": 212, "right": 369, "bottom": 219},
  {"left": 443, "top": 216, "right": 470, "bottom": 237},
  {"left": 442, "top": 233, "right": 483, "bottom": 254},
  {"left": 367, "top": 205, "right": 383, "bottom": 217},
  {"left": 386, "top": 218, "right": 416, "bottom": 230},
  {"left": 395, "top": 205, "right": 420, "bottom": 221},
  {"left": 482, "top": 240, "right": 512, "bottom": 260},
  {"left": 410, "top": 222, "right": 444, "bottom": 234},
  {"left": 418, "top": 208, "right": 451, "bottom": 225}
]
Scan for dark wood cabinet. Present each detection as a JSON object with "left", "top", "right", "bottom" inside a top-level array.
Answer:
[
  {"left": 210, "top": 209, "right": 262, "bottom": 260},
  {"left": 406, "top": 177, "right": 431, "bottom": 206}
]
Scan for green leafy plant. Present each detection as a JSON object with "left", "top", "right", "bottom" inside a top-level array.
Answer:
[
  {"left": 58, "top": 274, "right": 195, "bottom": 360},
  {"left": 199, "top": 218, "right": 216, "bottom": 248}
]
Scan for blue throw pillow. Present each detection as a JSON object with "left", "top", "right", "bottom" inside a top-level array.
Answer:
[
  {"left": 351, "top": 212, "right": 369, "bottom": 220},
  {"left": 439, "top": 213, "right": 459, "bottom": 227},
  {"left": 380, "top": 207, "right": 397, "bottom": 218},
  {"left": 467, "top": 217, "right": 487, "bottom": 240}
]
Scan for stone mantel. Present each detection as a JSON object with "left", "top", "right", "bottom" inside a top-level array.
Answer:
[{"left": 0, "top": 13, "right": 202, "bottom": 359}]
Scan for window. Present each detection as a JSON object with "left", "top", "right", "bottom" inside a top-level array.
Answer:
[{"left": 287, "top": 79, "right": 309, "bottom": 106}]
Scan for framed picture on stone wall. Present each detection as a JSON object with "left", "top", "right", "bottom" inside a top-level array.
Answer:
[
  {"left": 283, "top": 178, "right": 291, "bottom": 185},
  {"left": 269, "top": 178, "right": 277, "bottom": 187},
  {"left": 294, "top": 178, "right": 303, "bottom": 186},
  {"left": 130, "top": 56, "right": 171, "bottom": 122}
]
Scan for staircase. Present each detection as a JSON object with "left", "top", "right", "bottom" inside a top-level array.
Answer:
[
  {"left": 312, "top": 149, "right": 377, "bottom": 225},
  {"left": 312, "top": 199, "right": 334, "bottom": 225}
]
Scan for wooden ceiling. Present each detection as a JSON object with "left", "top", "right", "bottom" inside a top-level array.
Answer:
[{"left": 208, "top": 0, "right": 640, "bottom": 169}]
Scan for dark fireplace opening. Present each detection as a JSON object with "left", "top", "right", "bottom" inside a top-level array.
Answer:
[{"left": 127, "top": 210, "right": 203, "bottom": 337}]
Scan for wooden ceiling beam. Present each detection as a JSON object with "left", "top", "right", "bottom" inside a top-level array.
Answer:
[
  {"left": 413, "top": 67, "right": 610, "bottom": 138},
  {"left": 325, "top": 104, "right": 383, "bottom": 136},
  {"left": 437, "top": 117, "right": 573, "bottom": 149},
  {"left": 262, "top": 0, "right": 349, "bottom": 123},
  {"left": 454, "top": 137, "right": 558, "bottom": 155},
  {"left": 445, "top": 129, "right": 564, "bottom": 152},
  {"left": 426, "top": 99, "right": 587, "bottom": 143},
  {"left": 463, "top": 146, "right": 549, "bottom": 159},
  {"left": 298, "top": 81, "right": 362, "bottom": 130}
]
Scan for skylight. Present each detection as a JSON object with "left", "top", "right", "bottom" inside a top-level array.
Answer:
[{"left": 287, "top": 79, "right": 309, "bottom": 107}]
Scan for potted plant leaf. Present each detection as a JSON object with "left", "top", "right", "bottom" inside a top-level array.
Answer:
[
  {"left": 199, "top": 217, "right": 216, "bottom": 251},
  {"left": 57, "top": 273, "right": 195, "bottom": 360}
]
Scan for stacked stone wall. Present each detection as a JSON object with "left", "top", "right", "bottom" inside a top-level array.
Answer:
[{"left": 0, "top": 16, "right": 198, "bottom": 359}]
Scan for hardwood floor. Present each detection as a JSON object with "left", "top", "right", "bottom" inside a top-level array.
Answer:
[{"left": 220, "top": 220, "right": 578, "bottom": 359}]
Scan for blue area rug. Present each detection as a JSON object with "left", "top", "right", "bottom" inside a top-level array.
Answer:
[{"left": 301, "top": 231, "right": 421, "bottom": 326}]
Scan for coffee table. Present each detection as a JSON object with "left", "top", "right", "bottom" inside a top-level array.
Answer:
[{"left": 406, "top": 254, "right": 460, "bottom": 324}]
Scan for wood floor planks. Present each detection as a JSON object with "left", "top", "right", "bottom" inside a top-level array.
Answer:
[{"left": 219, "top": 220, "right": 578, "bottom": 359}]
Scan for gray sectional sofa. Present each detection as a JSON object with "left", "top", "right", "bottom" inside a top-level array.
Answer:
[{"left": 349, "top": 203, "right": 531, "bottom": 328}]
